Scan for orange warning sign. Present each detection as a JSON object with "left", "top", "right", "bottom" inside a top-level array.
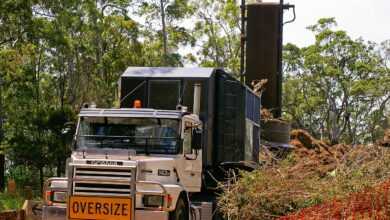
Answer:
[{"left": 69, "top": 196, "right": 132, "bottom": 220}]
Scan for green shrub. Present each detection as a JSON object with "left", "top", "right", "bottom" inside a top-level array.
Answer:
[
  {"left": 7, "top": 165, "right": 41, "bottom": 190},
  {"left": 0, "top": 193, "right": 24, "bottom": 212}
]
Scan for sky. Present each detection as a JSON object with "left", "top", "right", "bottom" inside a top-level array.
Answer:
[{"left": 262, "top": 0, "right": 390, "bottom": 47}]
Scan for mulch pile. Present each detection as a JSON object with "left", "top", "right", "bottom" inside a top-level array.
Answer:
[
  {"left": 290, "top": 130, "right": 352, "bottom": 177},
  {"left": 378, "top": 129, "right": 390, "bottom": 147},
  {"left": 279, "top": 180, "right": 390, "bottom": 220},
  {"left": 277, "top": 130, "right": 390, "bottom": 219},
  {"left": 287, "top": 129, "right": 390, "bottom": 177},
  {"left": 260, "top": 128, "right": 352, "bottom": 176},
  {"left": 259, "top": 106, "right": 389, "bottom": 177},
  {"left": 288, "top": 130, "right": 351, "bottom": 177}
]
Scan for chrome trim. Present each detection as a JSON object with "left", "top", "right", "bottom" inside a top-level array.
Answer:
[
  {"left": 72, "top": 177, "right": 133, "bottom": 184},
  {"left": 75, "top": 170, "right": 131, "bottom": 176},
  {"left": 75, "top": 176, "right": 132, "bottom": 181},
  {"left": 75, "top": 187, "right": 131, "bottom": 192},
  {"left": 68, "top": 163, "right": 136, "bottom": 168},
  {"left": 74, "top": 192, "right": 133, "bottom": 197},
  {"left": 79, "top": 108, "right": 182, "bottom": 119}
]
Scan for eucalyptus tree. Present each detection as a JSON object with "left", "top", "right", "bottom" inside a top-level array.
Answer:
[
  {"left": 193, "top": 0, "right": 241, "bottom": 75},
  {"left": 133, "top": 0, "right": 196, "bottom": 66},
  {"left": 283, "top": 18, "right": 390, "bottom": 144}
]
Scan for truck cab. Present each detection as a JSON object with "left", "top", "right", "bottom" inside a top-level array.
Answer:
[
  {"left": 43, "top": 67, "right": 261, "bottom": 220},
  {"left": 44, "top": 108, "right": 203, "bottom": 220}
]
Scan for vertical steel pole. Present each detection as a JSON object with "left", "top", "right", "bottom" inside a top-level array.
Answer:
[
  {"left": 240, "top": 0, "right": 246, "bottom": 83},
  {"left": 276, "top": 0, "right": 284, "bottom": 118}
]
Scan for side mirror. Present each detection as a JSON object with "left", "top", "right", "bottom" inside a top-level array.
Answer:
[{"left": 191, "top": 128, "right": 202, "bottom": 150}]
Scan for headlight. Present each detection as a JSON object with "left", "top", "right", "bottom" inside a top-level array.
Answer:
[
  {"left": 53, "top": 191, "right": 67, "bottom": 203},
  {"left": 142, "top": 195, "right": 164, "bottom": 208},
  {"left": 46, "top": 191, "right": 67, "bottom": 205}
]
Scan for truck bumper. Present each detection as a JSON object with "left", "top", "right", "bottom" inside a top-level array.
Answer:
[
  {"left": 136, "top": 210, "right": 169, "bottom": 219},
  {"left": 42, "top": 206, "right": 66, "bottom": 220},
  {"left": 42, "top": 206, "right": 169, "bottom": 220}
]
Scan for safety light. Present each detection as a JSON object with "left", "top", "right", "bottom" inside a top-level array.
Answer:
[
  {"left": 133, "top": 99, "right": 142, "bottom": 108},
  {"left": 166, "top": 194, "right": 173, "bottom": 208},
  {"left": 45, "top": 191, "right": 53, "bottom": 206},
  {"left": 45, "top": 190, "right": 67, "bottom": 205}
]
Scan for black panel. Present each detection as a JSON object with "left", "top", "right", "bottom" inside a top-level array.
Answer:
[
  {"left": 181, "top": 80, "right": 208, "bottom": 116},
  {"left": 149, "top": 80, "right": 180, "bottom": 110},
  {"left": 252, "top": 126, "right": 260, "bottom": 163},
  {"left": 245, "top": 90, "right": 261, "bottom": 124},
  {"left": 205, "top": 75, "right": 215, "bottom": 166},
  {"left": 120, "top": 78, "right": 147, "bottom": 108},
  {"left": 214, "top": 73, "right": 245, "bottom": 164}
]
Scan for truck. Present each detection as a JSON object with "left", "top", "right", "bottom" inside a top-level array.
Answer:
[
  {"left": 42, "top": 67, "right": 261, "bottom": 220},
  {"left": 42, "top": 1, "right": 294, "bottom": 219}
]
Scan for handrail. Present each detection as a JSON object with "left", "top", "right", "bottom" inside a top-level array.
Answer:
[{"left": 136, "top": 180, "right": 168, "bottom": 195}]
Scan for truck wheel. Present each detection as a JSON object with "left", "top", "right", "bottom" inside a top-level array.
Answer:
[{"left": 170, "top": 197, "right": 188, "bottom": 220}]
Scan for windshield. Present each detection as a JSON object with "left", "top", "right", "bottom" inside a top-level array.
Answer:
[{"left": 76, "top": 117, "right": 181, "bottom": 154}]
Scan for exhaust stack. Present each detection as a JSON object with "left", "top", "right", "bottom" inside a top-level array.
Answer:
[{"left": 193, "top": 84, "right": 201, "bottom": 116}]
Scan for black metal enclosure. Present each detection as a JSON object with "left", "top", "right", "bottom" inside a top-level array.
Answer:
[
  {"left": 119, "top": 67, "right": 260, "bottom": 167},
  {"left": 246, "top": 3, "right": 283, "bottom": 117}
]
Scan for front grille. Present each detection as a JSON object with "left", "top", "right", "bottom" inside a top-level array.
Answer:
[
  {"left": 74, "top": 182, "right": 131, "bottom": 197},
  {"left": 72, "top": 165, "right": 136, "bottom": 197},
  {"left": 75, "top": 167, "right": 132, "bottom": 180}
]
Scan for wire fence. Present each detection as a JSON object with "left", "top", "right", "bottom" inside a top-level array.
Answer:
[{"left": 279, "top": 180, "right": 390, "bottom": 220}]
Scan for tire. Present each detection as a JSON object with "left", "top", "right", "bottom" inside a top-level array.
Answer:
[{"left": 170, "top": 196, "right": 189, "bottom": 220}]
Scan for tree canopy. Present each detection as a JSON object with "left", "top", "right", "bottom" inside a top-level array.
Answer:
[{"left": 283, "top": 18, "right": 390, "bottom": 144}]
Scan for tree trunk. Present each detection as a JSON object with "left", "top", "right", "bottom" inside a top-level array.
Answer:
[
  {"left": 0, "top": 154, "right": 5, "bottom": 192},
  {"left": 160, "top": 0, "right": 168, "bottom": 62},
  {"left": 56, "top": 159, "right": 62, "bottom": 177},
  {"left": 39, "top": 166, "right": 44, "bottom": 193}
]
